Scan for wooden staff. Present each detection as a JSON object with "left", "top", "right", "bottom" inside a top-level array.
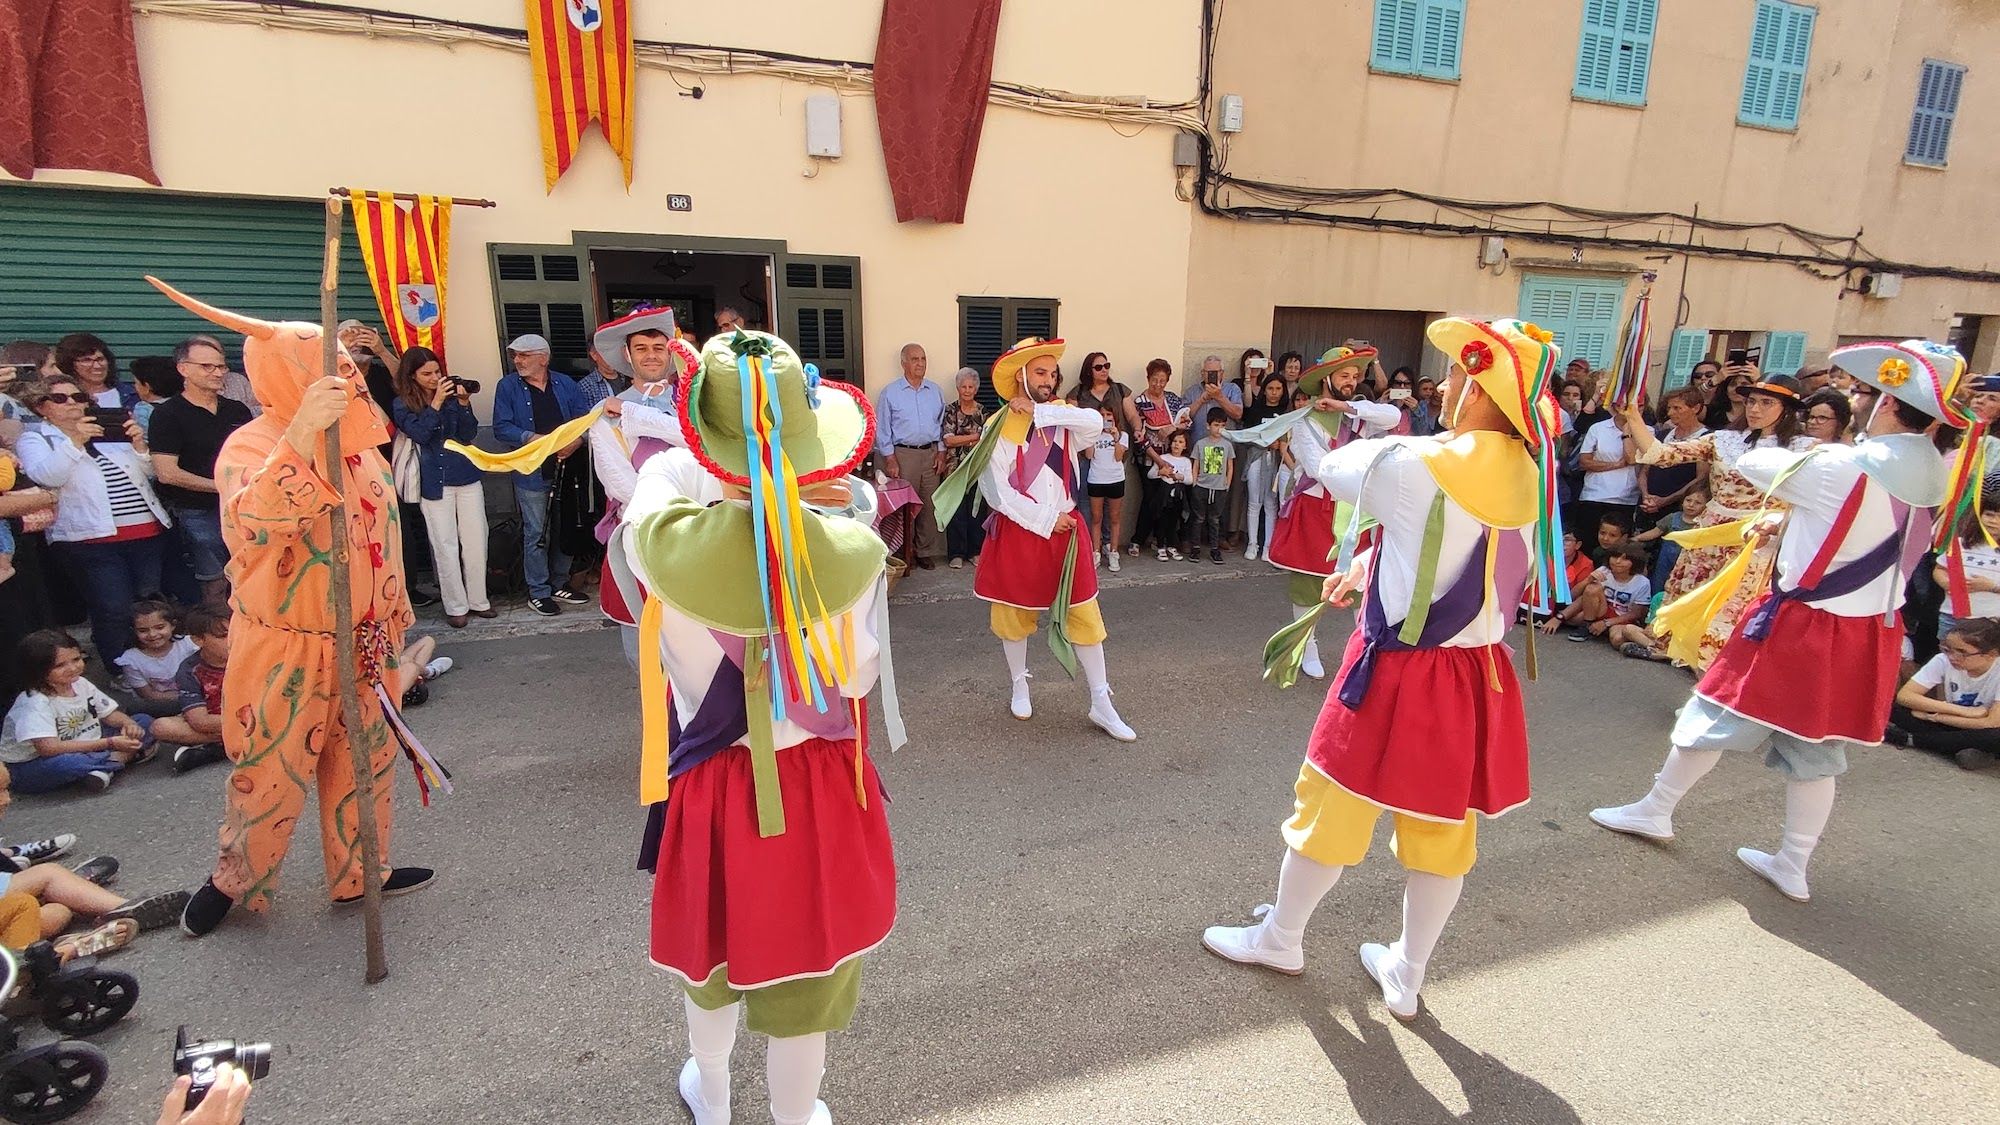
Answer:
[
  {"left": 330, "top": 188, "right": 499, "bottom": 208},
  {"left": 321, "top": 194, "right": 391, "bottom": 984}
]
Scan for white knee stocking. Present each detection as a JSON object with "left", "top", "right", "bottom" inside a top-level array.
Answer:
[
  {"left": 1269, "top": 847, "right": 1343, "bottom": 941},
  {"left": 1076, "top": 642, "right": 1110, "bottom": 696},
  {"left": 1640, "top": 747, "right": 1722, "bottom": 816},
  {"left": 1396, "top": 871, "right": 1465, "bottom": 975},
  {"left": 766, "top": 1032, "right": 828, "bottom": 1125},
  {"left": 683, "top": 997, "right": 738, "bottom": 1109},
  {"left": 1002, "top": 637, "right": 1029, "bottom": 683},
  {"left": 1777, "top": 776, "right": 1836, "bottom": 875}
]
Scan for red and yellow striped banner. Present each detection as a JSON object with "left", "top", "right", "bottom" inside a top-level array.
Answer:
[
  {"left": 346, "top": 191, "right": 453, "bottom": 362},
  {"left": 526, "top": 0, "right": 634, "bottom": 190}
]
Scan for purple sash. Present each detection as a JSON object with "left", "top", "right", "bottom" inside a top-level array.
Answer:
[
  {"left": 1740, "top": 500, "right": 1912, "bottom": 641},
  {"left": 1335, "top": 530, "right": 1527, "bottom": 709}
]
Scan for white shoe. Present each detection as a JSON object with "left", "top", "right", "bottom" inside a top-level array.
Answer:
[
  {"left": 1589, "top": 801, "right": 1674, "bottom": 841},
  {"left": 805, "top": 1102, "right": 832, "bottom": 1125},
  {"left": 423, "top": 656, "right": 454, "bottom": 681},
  {"left": 1107, "top": 550, "right": 1121, "bottom": 573},
  {"left": 678, "top": 1057, "right": 730, "bottom": 1125},
  {"left": 1245, "top": 545, "right": 1260, "bottom": 561},
  {"left": 1359, "top": 941, "right": 1423, "bottom": 1021},
  {"left": 1088, "top": 689, "right": 1136, "bottom": 742},
  {"left": 1300, "top": 650, "right": 1326, "bottom": 680},
  {"left": 1010, "top": 675, "right": 1033, "bottom": 721},
  {"left": 1201, "top": 905, "right": 1304, "bottom": 975},
  {"left": 1737, "top": 847, "right": 1810, "bottom": 902}
]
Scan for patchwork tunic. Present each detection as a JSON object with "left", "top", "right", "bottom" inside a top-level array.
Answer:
[
  {"left": 1268, "top": 400, "right": 1404, "bottom": 582},
  {"left": 972, "top": 404, "right": 1103, "bottom": 614}
]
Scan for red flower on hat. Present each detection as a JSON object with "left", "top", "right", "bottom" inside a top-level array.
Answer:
[{"left": 1461, "top": 340, "right": 1494, "bottom": 375}]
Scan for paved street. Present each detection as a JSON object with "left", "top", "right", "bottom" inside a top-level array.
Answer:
[{"left": 8, "top": 563, "right": 1997, "bottom": 1124}]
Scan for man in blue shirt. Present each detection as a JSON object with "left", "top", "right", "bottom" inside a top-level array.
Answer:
[
  {"left": 491, "top": 333, "right": 591, "bottom": 615},
  {"left": 874, "top": 342, "right": 947, "bottom": 568}
]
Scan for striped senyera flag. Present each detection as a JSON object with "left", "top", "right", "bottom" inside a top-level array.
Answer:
[
  {"left": 346, "top": 191, "right": 453, "bottom": 362},
  {"left": 525, "top": 0, "right": 634, "bottom": 190}
]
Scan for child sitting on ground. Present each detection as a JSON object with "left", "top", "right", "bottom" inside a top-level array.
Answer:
[
  {"left": 149, "top": 605, "right": 231, "bottom": 774},
  {"left": 1887, "top": 616, "right": 2000, "bottom": 771},
  {"left": 1591, "top": 511, "right": 1638, "bottom": 567},
  {"left": 1540, "top": 544, "right": 1652, "bottom": 643},
  {"left": 0, "top": 763, "right": 188, "bottom": 956},
  {"left": 0, "top": 631, "right": 153, "bottom": 794},
  {"left": 1522, "top": 529, "right": 1598, "bottom": 626},
  {"left": 1637, "top": 487, "right": 1706, "bottom": 594},
  {"left": 112, "top": 599, "right": 197, "bottom": 718}
]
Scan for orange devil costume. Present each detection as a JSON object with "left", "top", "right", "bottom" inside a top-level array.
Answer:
[{"left": 146, "top": 277, "right": 421, "bottom": 916}]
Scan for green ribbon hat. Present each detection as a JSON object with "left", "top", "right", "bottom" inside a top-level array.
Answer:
[{"left": 678, "top": 330, "right": 875, "bottom": 487}]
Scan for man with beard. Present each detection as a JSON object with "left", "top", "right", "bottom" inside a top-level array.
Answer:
[
  {"left": 940, "top": 338, "right": 1135, "bottom": 741},
  {"left": 1265, "top": 346, "right": 1406, "bottom": 678}
]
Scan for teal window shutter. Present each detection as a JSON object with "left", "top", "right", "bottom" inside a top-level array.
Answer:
[
  {"left": 1906, "top": 60, "right": 1966, "bottom": 166},
  {"left": 1764, "top": 331, "right": 1807, "bottom": 376},
  {"left": 1373, "top": 0, "right": 1461, "bottom": 80},
  {"left": 1740, "top": 0, "right": 1814, "bottom": 128},
  {"left": 1371, "top": 1, "right": 1421, "bottom": 74},
  {"left": 1518, "top": 276, "right": 1625, "bottom": 370},
  {"left": 1664, "top": 329, "right": 1712, "bottom": 390},
  {"left": 1575, "top": 0, "right": 1656, "bottom": 105}
]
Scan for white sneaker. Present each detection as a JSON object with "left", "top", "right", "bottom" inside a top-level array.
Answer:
[
  {"left": 1201, "top": 905, "right": 1304, "bottom": 975},
  {"left": 82, "top": 771, "right": 114, "bottom": 793},
  {"left": 1300, "top": 649, "right": 1326, "bottom": 680},
  {"left": 4, "top": 834, "right": 76, "bottom": 866},
  {"left": 1010, "top": 675, "right": 1033, "bottom": 721},
  {"left": 1088, "top": 689, "right": 1136, "bottom": 742},
  {"left": 678, "top": 1058, "right": 730, "bottom": 1125},
  {"left": 805, "top": 1102, "right": 832, "bottom": 1125},
  {"left": 1737, "top": 847, "right": 1811, "bottom": 902},
  {"left": 1107, "top": 549, "right": 1121, "bottom": 573},
  {"left": 1589, "top": 801, "right": 1674, "bottom": 841},
  {"left": 1359, "top": 941, "right": 1423, "bottom": 1021},
  {"left": 423, "top": 656, "right": 454, "bottom": 681},
  {"left": 1245, "top": 545, "right": 1260, "bottom": 561}
]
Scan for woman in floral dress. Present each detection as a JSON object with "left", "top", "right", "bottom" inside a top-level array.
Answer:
[
  {"left": 940, "top": 367, "right": 989, "bottom": 567},
  {"left": 1622, "top": 374, "right": 1817, "bottom": 669}
]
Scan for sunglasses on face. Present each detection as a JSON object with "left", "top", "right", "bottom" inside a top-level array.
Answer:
[
  {"left": 1090, "top": 362, "right": 1111, "bottom": 372},
  {"left": 40, "top": 392, "right": 85, "bottom": 404},
  {"left": 1391, "top": 380, "right": 1412, "bottom": 388}
]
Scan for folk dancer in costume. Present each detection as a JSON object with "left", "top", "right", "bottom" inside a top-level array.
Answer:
[
  {"left": 1264, "top": 347, "right": 1407, "bottom": 679},
  {"left": 933, "top": 338, "right": 1136, "bottom": 741},
  {"left": 142, "top": 278, "right": 448, "bottom": 937},
  {"left": 1592, "top": 341, "right": 1965, "bottom": 902},
  {"left": 582, "top": 307, "right": 708, "bottom": 668},
  {"left": 623, "top": 331, "right": 903, "bottom": 1125},
  {"left": 1203, "top": 319, "right": 1568, "bottom": 1020}
]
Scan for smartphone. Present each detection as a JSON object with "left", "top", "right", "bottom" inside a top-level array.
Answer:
[
  {"left": 1246, "top": 357, "right": 1269, "bottom": 370},
  {"left": 86, "top": 404, "right": 132, "bottom": 439},
  {"left": 1726, "top": 348, "right": 1748, "bottom": 365},
  {"left": 1388, "top": 388, "right": 1412, "bottom": 402}
]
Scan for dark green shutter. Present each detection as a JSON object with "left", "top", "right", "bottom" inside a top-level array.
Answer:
[
  {"left": 487, "top": 243, "right": 593, "bottom": 376},
  {"left": 0, "top": 183, "right": 380, "bottom": 367},
  {"left": 957, "top": 297, "right": 1060, "bottom": 410},
  {"left": 776, "top": 253, "right": 862, "bottom": 384}
]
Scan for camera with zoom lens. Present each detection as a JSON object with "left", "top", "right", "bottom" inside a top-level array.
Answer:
[
  {"left": 448, "top": 376, "right": 482, "bottom": 395},
  {"left": 175, "top": 1025, "right": 272, "bottom": 1110}
]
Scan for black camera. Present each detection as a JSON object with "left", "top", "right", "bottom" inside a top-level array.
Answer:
[
  {"left": 448, "top": 376, "right": 482, "bottom": 395},
  {"left": 175, "top": 1025, "right": 272, "bottom": 1110}
]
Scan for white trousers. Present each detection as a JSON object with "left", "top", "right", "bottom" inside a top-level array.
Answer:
[
  {"left": 1243, "top": 454, "right": 1280, "bottom": 552},
  {"left": 420, "top": 483, "right": 491, "bottom": 616}
]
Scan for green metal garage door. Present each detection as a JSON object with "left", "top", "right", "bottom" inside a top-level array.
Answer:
[{"left": 0, "top": 183, "right": 380, "bottom": 366}]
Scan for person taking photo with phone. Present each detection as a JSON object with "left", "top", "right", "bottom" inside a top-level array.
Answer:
[{"left": 15, "top": 378, "right": 171, "bottom": 667}]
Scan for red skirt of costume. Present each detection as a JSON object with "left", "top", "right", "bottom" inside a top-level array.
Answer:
[
  {"left": 1305, "top": 628, "right": 1532, "bottom": 821},
  {"left": 973, "top": 516, "right": 1098, "bottom": 610},
  {"left": 650, "top": 736, "right": 897, "bottom": 988},
  {"left": 600, "top": 558, "right": 639, "bottom": 626},
  {"left": 1268, "top": 491, "right": 1337, "bottom": 578},
  {"left": 1695, "top": 596, "right": 1899, "bottom": 743}
]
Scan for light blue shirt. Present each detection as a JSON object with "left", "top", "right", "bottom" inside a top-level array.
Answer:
[
  {"left": 875, "top": 378, "right": 946, "bottom": 455},
  {"left": 1185, "top": 379, "right": 1243, "bottom": 435}
]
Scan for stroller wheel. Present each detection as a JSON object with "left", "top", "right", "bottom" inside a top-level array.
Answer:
[
  {"left": 0, "top": 1041, "right": 107, "bottom": 1124},
  {"left": 39, "top": 971, "right": 137, "bottom": 1038}
]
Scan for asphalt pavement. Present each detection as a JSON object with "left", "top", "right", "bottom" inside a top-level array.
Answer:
[{"left": 6, "top": 560, "right": 1996, "bottom": 1124}]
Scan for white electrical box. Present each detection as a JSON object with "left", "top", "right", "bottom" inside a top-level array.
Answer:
[
  {"left": 805, "top": 94, "right": 842, "bottom": 158},
  {"left": 1219, "top": 94, "right": 1245, "bottom": 133},
  {"left": 1863, "top": 271, "right": 1903, "bottom": 299},
  {"left": 1479, "top": 236, "right": 1506, "bottom": 266}
]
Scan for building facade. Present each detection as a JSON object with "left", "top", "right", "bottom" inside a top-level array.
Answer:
[
  {"left": 1184, "top": 0, "right": 2000, "bottom": 390},
  {"left": 3, "top": 0, "right": 1996, "bottom": 405},
  {"left": 1, "top": 0, "right": 1201, "bottom": 398}
]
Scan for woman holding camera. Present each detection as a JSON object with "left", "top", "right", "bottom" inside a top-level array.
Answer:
[
  {"left": 15, "top": 379, "right": 170, "bottom": 665},
  {"left": 390, "top": 349, "right": 492, "bottom": 627}
]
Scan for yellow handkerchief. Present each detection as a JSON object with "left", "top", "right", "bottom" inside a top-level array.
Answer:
[{"left": 446, "top": 404, "right": 607, "bottom": 475}]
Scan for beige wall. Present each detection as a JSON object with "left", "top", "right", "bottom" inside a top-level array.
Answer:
[
  {"left": 14, "top": 0, "right": 1199, "bottom": 394},
  {"left": 1187, "top": 0, "right": 2000, "bottom": 380}
]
